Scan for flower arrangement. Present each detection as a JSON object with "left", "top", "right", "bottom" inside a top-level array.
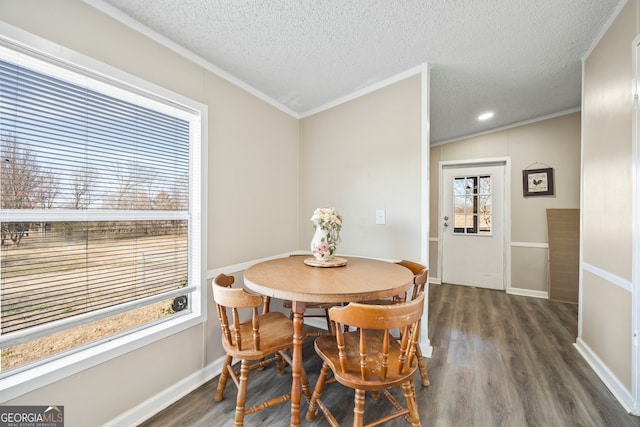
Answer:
[
  {"left": 310, "top": 207, "right": 342, "bottom": 230},
  {"left": 310, "top": 207, "right": 342, "bottom": 260}
]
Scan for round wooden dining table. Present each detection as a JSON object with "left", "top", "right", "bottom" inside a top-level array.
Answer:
[{"left": 243, "top": 255, "right": 414, "bottom": 426}]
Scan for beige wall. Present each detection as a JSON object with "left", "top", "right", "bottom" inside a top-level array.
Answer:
[
  {"left": 581, "top": 0, "right": 638, "bottom": 392},
  {"left": 207, "top": 74, "right": 300, "bottom": 266},
  {"left": 430, "top": 112, "right": 581, "bottom": 292},
  {"left": 583, "top": 2, "right": 635, "bottom": 281},
  {"left": 299, "top": 75, "right": 424, "bottom": 260},
  {"left": 0, "top": 1, "right": 300, "bottom": 425}
]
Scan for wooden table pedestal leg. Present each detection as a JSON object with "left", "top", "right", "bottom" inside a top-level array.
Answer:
[{"left": 289, "top": 301, "right": 305, "bottom": 426}]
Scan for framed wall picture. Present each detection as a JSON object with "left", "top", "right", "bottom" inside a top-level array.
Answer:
[{"left": 522, "top": 167, "right": 554, "bottom": 196}]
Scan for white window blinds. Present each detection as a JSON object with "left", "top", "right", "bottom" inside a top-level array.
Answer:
[{"left": 0, "top": 45, "right": 200, "bottom": 346}]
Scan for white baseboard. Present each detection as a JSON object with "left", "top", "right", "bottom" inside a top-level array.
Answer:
[
  {"left": 104, "top": 356, "right": 229, "bottom": 427},
  {"left": 506, "top": 287, "right": 548, "bottom": 299},
  {"left": 574, "top": 337, "right": 636, "bottom": 415}
]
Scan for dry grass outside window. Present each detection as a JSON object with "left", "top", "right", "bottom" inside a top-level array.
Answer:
[{"left": 1, "top": 299, "right": 177, "bottom": 371}]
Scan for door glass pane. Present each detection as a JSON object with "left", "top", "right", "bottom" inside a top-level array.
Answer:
[
  {"left": 464, "top": 196, "right": 474, "bottom": 214},
  {"left": 454, "top": 178, "right": 466, "bottom": 195},
  {"left": 454, "top": 196, "right": 465, "bottom": 214},
  {"left": 465, "top": 177, "right": 475, "bottom": 195},
  {"left": 465, "top": 215, "right": 475, "bottom": 229},
  {"left": 478, "top": 187, "right": 491, "bottom": 234},
  {"left": 479, "top": 195, "right": 491, "bottom": 215},
  {"left": 479, "top": 176, "right": 491, "bottom": 194}
]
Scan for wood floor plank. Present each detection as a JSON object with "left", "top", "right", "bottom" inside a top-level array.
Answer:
[{"left": 140, "top": 284, "right": 640, "bottom": 426}]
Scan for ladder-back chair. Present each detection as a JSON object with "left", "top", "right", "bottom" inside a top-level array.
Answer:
[
  {"left": 306, "top": 293, "right": 425, "bottom": 427},
  {"left": 362, "top": 260, "right": 430, "bottom": 387},
  {"left": 212, "top": 273, "right": 311, "bottom": 426},
  {"left": 396, "top": 260, "right": 430, "bottom": 387}
]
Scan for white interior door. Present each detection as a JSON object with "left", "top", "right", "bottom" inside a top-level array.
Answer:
[{"left": 441, "top": 164, "right": 505, "bottom": 289}]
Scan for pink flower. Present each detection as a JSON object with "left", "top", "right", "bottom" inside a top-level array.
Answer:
[{"left": 314, "top": 241, "right": 331, "bottom": 256}]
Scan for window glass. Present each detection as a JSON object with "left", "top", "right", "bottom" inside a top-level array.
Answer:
[
  {"left": 0, "top": 45, "right": 201, "bottom": 373},
  {"left": 453, "top": 175, "right": 492, "bottom": 235}
]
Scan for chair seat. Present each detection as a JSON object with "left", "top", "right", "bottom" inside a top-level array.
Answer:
[
  {"left": 221, "top": 311, "right": 299, "bottom": 360},
  {"left": 314, "top": 330, "right": 417, "bottom": 390}
]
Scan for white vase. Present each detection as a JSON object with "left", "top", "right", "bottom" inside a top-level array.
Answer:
[{"left": 310, "top": 226, "right": 338, "bottom": 260}]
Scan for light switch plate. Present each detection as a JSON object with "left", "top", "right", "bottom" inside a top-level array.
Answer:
[{"left": 375, "top": 209, "right": 385, "bottom": 225}]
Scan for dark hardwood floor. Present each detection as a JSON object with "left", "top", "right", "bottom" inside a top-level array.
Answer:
[{"left": 140, "top": 283, "right": 640, "bottom": 426}]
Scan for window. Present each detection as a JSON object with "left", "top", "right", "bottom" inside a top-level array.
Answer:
[
  {"left": 0, "top": 42, "right": 204, "bottom": 377},
  {"left": 452, "top": 175, "right": 492, "bottom": 235}
]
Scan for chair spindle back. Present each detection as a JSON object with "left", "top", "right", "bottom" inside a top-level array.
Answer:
[{"left": 329, "top": 293, "right": 424, "bottom": 381}]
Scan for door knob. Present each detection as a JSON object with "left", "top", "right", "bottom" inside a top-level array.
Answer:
[{"left": 444, "top": 222, "right": 449, "bottom": 227}]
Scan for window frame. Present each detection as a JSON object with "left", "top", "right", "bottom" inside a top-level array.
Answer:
[
  {"left": 452, "top": 174, "right": 493, "bottom": 236},
  {"left": 0, "top": 26, "right": 208, "bottom": 402}
]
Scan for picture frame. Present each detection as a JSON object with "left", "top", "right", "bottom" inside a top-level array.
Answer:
[{"left": 522, "top": 167, "right": 554, "bottom": 197}]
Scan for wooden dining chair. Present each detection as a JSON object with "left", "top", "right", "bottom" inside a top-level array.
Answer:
[
  {"left": 212, "top": 273, "right": 311, "bottom": 426},
  {"left": 396, "top": 260, "right": 430, "bottom": 387},
  {"left": 362, "top": 260, "right": 430, "bottom": 387},
  {"left": 306, "top": 293, "right": 425, "bottom": 426}
]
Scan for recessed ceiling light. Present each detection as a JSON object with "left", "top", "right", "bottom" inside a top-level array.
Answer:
[{"left": 478, "top": 111, "right": 494, "bottom": 121}]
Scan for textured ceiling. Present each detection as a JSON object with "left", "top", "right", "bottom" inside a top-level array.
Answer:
[{"left": 88, "top": 0, "right": 623, "bottom": 143}]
